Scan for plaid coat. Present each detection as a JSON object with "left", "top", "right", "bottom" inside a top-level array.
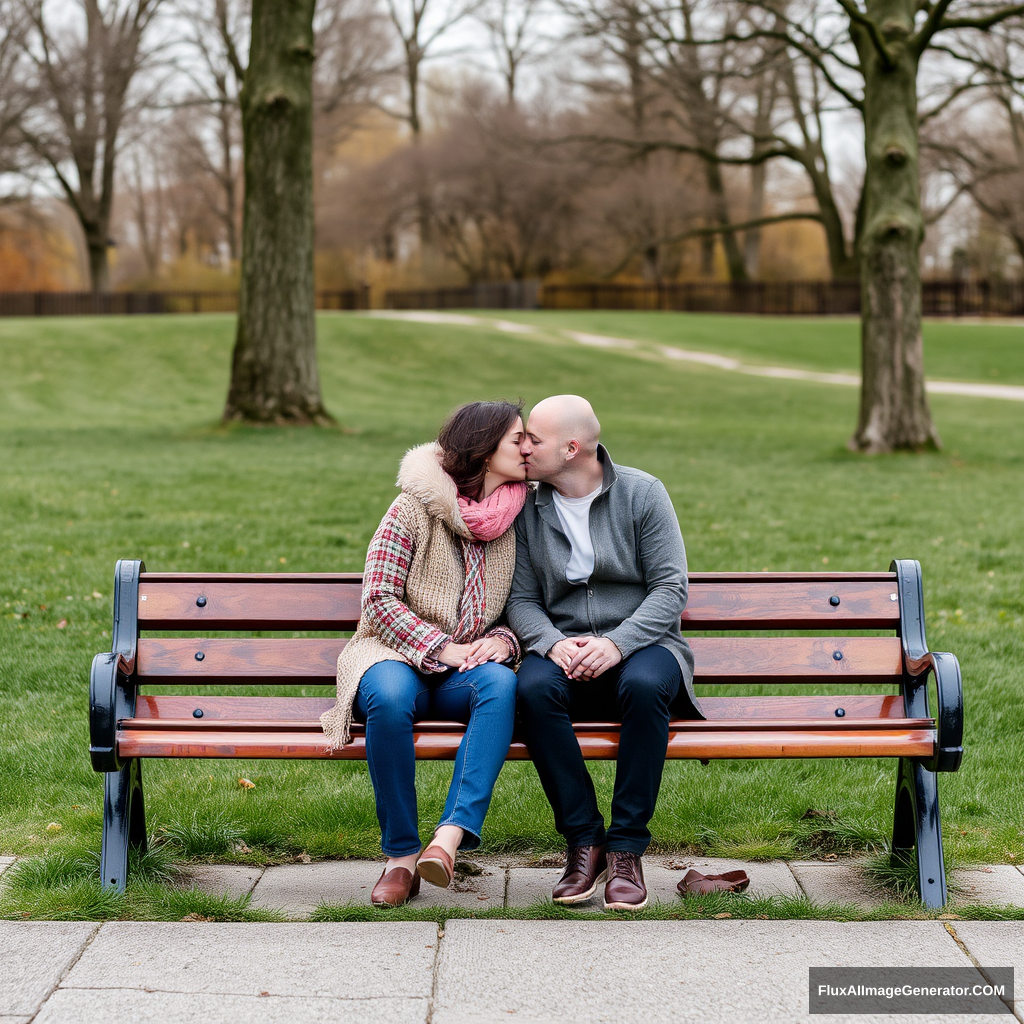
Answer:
[{"left": 320, "top": 443, "right": 520, "bottom": 749}]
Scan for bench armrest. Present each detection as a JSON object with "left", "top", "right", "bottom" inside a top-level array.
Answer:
[
  {"left": 904, "top": 650, "right": 963, "bottom": 773},
  {"left": 892, "top": 559, "right": 963, "bottom": 773},
  {"left": 88, "top": 560, "right": 144, "bottom": 772}
]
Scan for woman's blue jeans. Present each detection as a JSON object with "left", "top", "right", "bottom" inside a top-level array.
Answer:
[{"left": 354, "top": 660, "right": 517, "bottom": 856}]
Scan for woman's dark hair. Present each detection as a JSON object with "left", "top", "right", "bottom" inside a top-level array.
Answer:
[{"left": 438, "top": 400, "right": 524, "bottom": 500}]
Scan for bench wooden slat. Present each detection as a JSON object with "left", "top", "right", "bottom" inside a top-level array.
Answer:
[
  {"left": 133, "top": 693, "right": 912, "bottom": 722},
  {"left": 138, "top": 582, "right": 364, "bottom": 630},
  {"left": 116, "top": 728, "right": 936, "bottom": 761},
  {"left": 680, "top": 581, "right": 898, "bottom": 628},
  {"left": 135, "top": 577, "right": 899, "bottom": 630},
  {"left": 135, "top": 635, "right": 903, "bottom": 684}
]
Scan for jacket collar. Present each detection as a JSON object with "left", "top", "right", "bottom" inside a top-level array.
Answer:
[
  {"left": 534, "top": 444, "right": 617, "bottom": 506},
  {"left": 397, "top": 442, "right": 472, "bottom": 538}
]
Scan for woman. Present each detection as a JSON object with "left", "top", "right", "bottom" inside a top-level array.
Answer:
[{"left": 321, "top": 401, "right": 527, "bottom": 907}]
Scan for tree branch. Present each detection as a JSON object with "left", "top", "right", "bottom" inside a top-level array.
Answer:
[
  {"left": 603, "top": 212, "right": 824, "bottom": 279},
  {"left": 938, "top": 3, "right": 1024, "bottom": 32},
  {"left": 835, "top": 0, "right": 896, "bottom": 68}
]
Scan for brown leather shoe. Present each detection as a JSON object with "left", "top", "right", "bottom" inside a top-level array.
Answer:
[
  {"left": 417, "top": 845, "right": 455, "bottom": 889},
  {"left": 370, "top": 865, "right": 420, "bottom": 907},
  {"left": 552, "top": 844, "right": 608, "bottom": 904},
  {"left": 603, "top": 851, "right": 647, "bottom": 911}
]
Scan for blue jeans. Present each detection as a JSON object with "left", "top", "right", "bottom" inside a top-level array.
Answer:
[
  {"left": 516, "top": 645, "right": 681, "bottom": 854},
  {"left": 354, "top": 660, "right": 517, "bottom": 856}
]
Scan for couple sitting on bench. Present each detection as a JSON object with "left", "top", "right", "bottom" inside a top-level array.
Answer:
[{"left": 320, "top": 394, "right": 701, "bottom": 911}]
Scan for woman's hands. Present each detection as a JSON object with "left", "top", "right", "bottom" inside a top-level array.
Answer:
[{"left": 437, "top": 636, "right": 512, "bottom": 672}]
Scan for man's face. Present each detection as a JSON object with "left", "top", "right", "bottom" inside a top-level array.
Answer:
[{"left": 521, "top": 411, "right": 563, "bottom": 482}]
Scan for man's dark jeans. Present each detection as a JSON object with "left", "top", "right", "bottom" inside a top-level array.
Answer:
[{"left": 516, "top": 645, "right": 681, "bottom": 855}]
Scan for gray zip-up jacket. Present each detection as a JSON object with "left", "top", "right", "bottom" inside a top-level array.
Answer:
[{"left": 506, "top": 445, "right": 702, "bottom": 718}]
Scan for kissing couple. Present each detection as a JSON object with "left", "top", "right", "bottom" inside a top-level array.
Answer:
[{"left": 320, "top": 394, "right": 699, "bottom": 911}]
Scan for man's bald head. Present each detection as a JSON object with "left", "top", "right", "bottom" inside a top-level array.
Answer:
[{"left": 529, "top": 395, "right": 601, "bottom": 456}]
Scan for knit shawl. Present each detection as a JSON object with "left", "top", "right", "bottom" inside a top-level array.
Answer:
[{"left": 320, "top": 443, "right": 518, "bottom": 749}]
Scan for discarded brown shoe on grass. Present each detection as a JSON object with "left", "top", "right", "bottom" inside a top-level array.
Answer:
[{"left": 677, "top": 869, "right": 750, "bottom": 896}]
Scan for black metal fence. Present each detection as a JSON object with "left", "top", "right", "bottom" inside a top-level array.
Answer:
[
  {"left": 0, "top": 287, "right": 370, "bottom": 317},
  {"left": 541, "top": 278, "right": 1024, "bottom": 316},
  {"left": 4, "top": 278, "right": 1023, "bottom": 316},
  {"left": 542, "top": 280, "right": 859, "bottom": 314},
  {"left": 385, "top": 279, "right": 540, "bottom": 310}
]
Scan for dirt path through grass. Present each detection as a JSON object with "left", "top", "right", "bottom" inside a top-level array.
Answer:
[{"left": 365, "top": 311, "right": 1024, "bottom": 401}]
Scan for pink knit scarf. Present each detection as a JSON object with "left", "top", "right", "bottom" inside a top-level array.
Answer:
[{"left": 458, "top": 481, "right": 528, "bottom": 541}]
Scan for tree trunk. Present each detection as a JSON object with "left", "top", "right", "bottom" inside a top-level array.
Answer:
[
  {"left": 224, "top": 0, "right": 331, "bottom": 425},
  {"left": 704, "top": 160, "right": 748, "bottom": 282},
  {"left": 86, "top": 227, "right": 110, "bottom": 293},
  {"left": 849, "top": 3, "right": 939, "bottom": 453}
]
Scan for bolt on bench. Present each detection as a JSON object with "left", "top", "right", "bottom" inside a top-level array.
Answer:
[{"left": 89, "top": 558, "right": 962, "bottom": 906}]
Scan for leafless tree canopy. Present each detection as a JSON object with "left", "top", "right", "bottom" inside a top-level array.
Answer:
[{"left": 1, "top": 0, "right": 1023, "bottom": 291}]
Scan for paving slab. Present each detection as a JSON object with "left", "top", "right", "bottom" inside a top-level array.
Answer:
[
  {"left": 34, "top": 988, "right": 428, "bottom": 1024},
  {"left": 953, "top": 867, "right": 1024, "bottom": 906},
  {"left": 62, "top": 922, "right": 437, "bottom": 1000},
  {"left": 0, "top": 857, "right": 15, "bottom": 877},
  {"left": 178, "top": 864, "right": 264, "bottom": 901},
  {"left": 949, "top": 922, "right": 1023, "bottom": 1016},
  {"left": 431, "top": 920, "right": 1003, "bottom": 1024},
  {"left": 0, "top": 922, "right": 97, "bottom": 1016},
  {"left": 789, "top": 860, "right": 887, "bottom": 908},
  {"left": 249, "top": 861, "right": 504, "bottom": 916}
]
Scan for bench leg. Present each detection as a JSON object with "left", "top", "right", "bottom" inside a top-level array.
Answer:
[
  {"left": 891, "top": 756, "right": 947, "bottom": 909},
  {"left": 99, "top": 759, "right": 146, "bottom": 893}
]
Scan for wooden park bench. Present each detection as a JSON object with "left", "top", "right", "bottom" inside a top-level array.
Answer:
[{"left": 89, "top": 558, "right": 962, "bottom": 907}]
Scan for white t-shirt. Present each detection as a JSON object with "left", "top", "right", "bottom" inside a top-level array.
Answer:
[{"left": 551, "top": 485, "right": 602, "bottom": 583}]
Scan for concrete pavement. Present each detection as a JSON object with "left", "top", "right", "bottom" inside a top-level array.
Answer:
[
  {"left": 3, "top": 857, "right": 1023, "bottom": 1022},
  {"left": 3, "top": 918, "right": 1021, "bottom": 1024},
  {"left": 176, "top": 854, "right": 1024, "bottom": 918}
]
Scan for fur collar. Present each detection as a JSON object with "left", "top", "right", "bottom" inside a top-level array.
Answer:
[{"left": 396, "top": 442, "right": 471, "bottom": 538}]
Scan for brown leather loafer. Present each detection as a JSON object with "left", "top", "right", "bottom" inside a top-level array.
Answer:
[
  {"left": 370, "top": 865, "right": 420, "bottom": 907},
  {"left": 417, "top": 845, "right": 455, "bottom": 889},
  {"left": 552, "top": 844, "right": 608, "bottom": 904},
  {"left": 603, "top": 851, "right": 647, "bottom": 911}
]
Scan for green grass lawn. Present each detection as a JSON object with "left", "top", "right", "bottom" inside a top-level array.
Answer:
[
  {"left": 1, "top": 311, "right": 1022, "bottom": 914},
  {"left": 491, "top": 310, "right": 1024, "bottom": 385}
]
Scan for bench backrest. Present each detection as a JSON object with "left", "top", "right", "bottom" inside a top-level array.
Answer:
[{"left": 124, "top": 567, "right": 914, "bottom": 714}]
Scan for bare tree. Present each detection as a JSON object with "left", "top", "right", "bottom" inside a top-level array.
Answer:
[
  {"left": 169, "top": 0, "right": 246, "bottom": 262},
  {"left": 223, "top": 0, "right": 330, "bottom": 424},
  {"left": 13, "top": 0, "right": 168, "bottom": 291},
  {"left": 647, "top": 0, "right": 1024, "bottom": 451},
  {"left": 923, "top": 25, "right": 1024, "bottom": 263},
  {"left": 0, "top": 1, "right": 33, "bottom": 186},
  {"left": 423, "top": 88, "right": 583, "bottom": 279},
  {"left": 315, "top": 0, "right": 394, "bottom": 145},
  {"left": 479, "top": 0, "right": 545, "bottom": 103}
]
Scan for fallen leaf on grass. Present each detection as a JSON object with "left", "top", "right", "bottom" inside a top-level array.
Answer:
[
  {"left": 714, "top": 913, "right": 732, "bottom": 919},
  {"left": 238, "top": 778, "right": 256, "bottom": 789},
  {"left": 295, "top": 853, "right": 311, "bottom": 864},
  {"left": 46, "top": 822, "right": 62, "bottom": 832},
  {"left": 56, "top": 619, "right": 67, "bottom": 629},
  {"left": 181, "top": 913, "right": 215, "bottom": 922}
]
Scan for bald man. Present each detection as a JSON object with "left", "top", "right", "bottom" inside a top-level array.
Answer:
[{"left": 507, "top": 396, "right": 701, "bottom": 911}]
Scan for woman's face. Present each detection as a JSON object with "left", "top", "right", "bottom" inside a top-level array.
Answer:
[{"left": 486, "top": 416, "right": 527, "bottom": 486}]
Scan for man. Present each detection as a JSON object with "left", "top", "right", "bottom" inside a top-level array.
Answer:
[{"left": 506, "top": 395, "right": 700, "bottom": 911}]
